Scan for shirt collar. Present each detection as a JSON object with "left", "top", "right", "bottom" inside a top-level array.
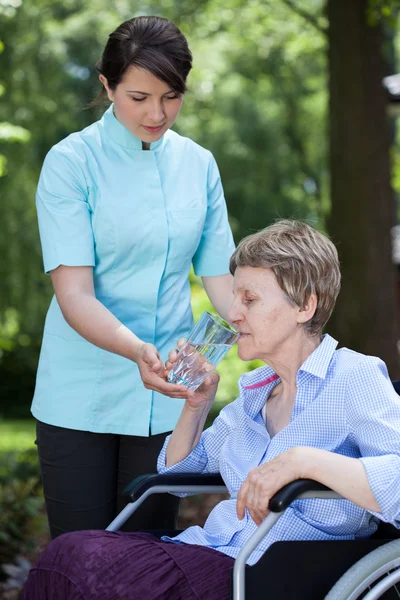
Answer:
[
  {"left": 101, "top": 103, "right": 165, "bottom": 151},
  {"left": 298, "top": 333, "right": 338, "bottom": 380},
  {"left": 240, "top": 333, "right": 338, "bottom": 391}
]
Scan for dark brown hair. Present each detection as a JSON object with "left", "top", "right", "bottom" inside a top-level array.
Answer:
[{"left": 95, "top": 16, "right": 192, "bottom": 102}]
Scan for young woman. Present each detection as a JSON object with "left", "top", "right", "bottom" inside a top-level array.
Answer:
[{"left": 32, "top": 15, "right": 235, "bottom": 538}]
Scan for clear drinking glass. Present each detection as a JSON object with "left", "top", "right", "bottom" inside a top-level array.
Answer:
[{"left": 167, "top": 311, "right": 239, "bottom": 391}]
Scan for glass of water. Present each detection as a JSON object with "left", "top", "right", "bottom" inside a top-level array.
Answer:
[{"left": 167, "top": 311, "right": 239, "bottom": 391}]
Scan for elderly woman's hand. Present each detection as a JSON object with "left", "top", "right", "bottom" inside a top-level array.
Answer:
[
  {"left": 165, "top": 339, "right": 220, "bottom": 410},
  {"left": 236, "top": 448, "right": 304, "bottom": 526}
]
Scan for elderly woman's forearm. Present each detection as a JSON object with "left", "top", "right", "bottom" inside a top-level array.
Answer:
[
  {"left": 165, "top": 403, "right": 211, "bottom": 467},
  {"left": 299, "top": 447, "right": 381, "bottom": 513}
]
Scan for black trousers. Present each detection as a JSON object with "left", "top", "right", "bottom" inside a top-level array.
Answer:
[{"left": 36, "top": 421, "right": 180, "bottom": 539}]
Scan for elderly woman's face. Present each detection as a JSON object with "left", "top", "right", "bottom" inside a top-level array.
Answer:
[{"left": 228, "top": 266, "right": 303, "bottom": 362}]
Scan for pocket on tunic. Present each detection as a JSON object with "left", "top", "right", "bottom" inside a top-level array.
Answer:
[{"left": 167, "top": 208, "right": 206, "bottom": 273}]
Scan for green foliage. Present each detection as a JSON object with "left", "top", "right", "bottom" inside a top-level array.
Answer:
[
  {"left": 0, "top": 123, "right": 30, "bottom": 143},
  {"left": 174, "top": 0, "right": 329, "bottom": 239},
  {"left": 0, "top": 448, "right": 44, "bottom": 566},
  {"left": 0, "top": 419, "right": 36, "bottom": 452},
  {"left": 368, "top": 0, "right": 399, "bottom": 26},
  {"left": 0, "top": 308, "right": 39, "bottom": 417},
  {"left": 0, "top": 0, "right": 399, "bottom": 408},
  {"left": 0, "top": 448, "right": 40, "bottom": 483},
  {"left": 0, "top": 0, "right": 329, "bottom": 408}
]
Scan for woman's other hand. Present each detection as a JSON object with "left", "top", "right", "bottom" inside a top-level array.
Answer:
[
  {"left": 237, "top": 446, "right": 381, "bottom": 526},
  {"left": 236, "top": 448, "right": 303, "bottom": 526},
  {"left": 165, "top": 339, "right": 220, "bottom": 410},
  {"left": 136, "top": 342, "right": 189, "bottom": 398}
]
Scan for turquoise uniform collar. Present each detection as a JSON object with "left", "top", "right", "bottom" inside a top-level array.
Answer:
[{"left": 101, "top": 103, "right": 165, "bottom": 151}]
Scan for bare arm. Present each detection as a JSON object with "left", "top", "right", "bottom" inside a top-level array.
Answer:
[
  {"left": 51, "top": 265, "right": 143, "bottom": 360},
  {"left": 300, "top": 447, "right": 380, "bottom": 513},
  {"left": 236, "top": 446, "right": 380, "bottom": 525},
  {"left": 201, "top": 273, "right": 233, "bottom": 321},
  {"left": 50, "top": 265, "right": 189, "bottom": 398},
  {"left": 164, "top": 343, "right": 219, "bottom": 466},
  {"left": 165, "top": 397, "right": 214, "bottom": 467}
]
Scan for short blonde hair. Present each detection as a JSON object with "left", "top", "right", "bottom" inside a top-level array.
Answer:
[{"left": 230, "top": 220, "right": 341, "bottom": 337}]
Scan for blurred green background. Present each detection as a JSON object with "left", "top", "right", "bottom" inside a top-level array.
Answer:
[
  {"left": 0, "top": 0, "right": 333, "bottom": 419},
  {"left": 1, "top": 0, "right": 400, "bottom": 590},
  {"left": 1, "top": 0, "right": 400, "bottom": 419}
]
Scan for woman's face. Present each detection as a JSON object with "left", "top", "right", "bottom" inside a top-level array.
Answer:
[
  {"left": 100, "top": 66, "right": 184, "bottom": 143},
  {"left": 228, "top": 266, "right": 309, "bottom": 363}
]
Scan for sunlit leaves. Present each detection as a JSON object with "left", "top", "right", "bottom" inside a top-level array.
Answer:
[
  {"left": 368, "top": 0, "right": 399, "bottom": 26},
  {"left": 1, "top": 0, "right": 398, "bottom": 395},
  {"left": 0, "top": 123, "right": 30, "bottom": 142},
  {"left": 174, "top": 0, "right": 330, "bottom": 237}
]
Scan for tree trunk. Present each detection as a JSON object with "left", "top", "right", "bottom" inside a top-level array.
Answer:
[{"left": 327, "top": 0, "right": 399, "bottom": 376}]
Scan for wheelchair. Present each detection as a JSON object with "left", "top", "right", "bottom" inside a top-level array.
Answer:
[
  {"left": 106, "top": 380, "right": 400, "bottom": 600},
  {"left": 105, "top": 473, "right": 400, "bottom": 600}
]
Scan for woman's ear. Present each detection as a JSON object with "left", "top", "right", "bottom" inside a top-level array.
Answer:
[
  {"left": 99, "top": 74, "right": 114, "bottom": 102},
  {"left": 297, "top": 293, "right": 317, "bottom": 324}
]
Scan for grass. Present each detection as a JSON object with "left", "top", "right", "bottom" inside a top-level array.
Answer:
[{"left": 0, "top": 419, "right": 36, "bottom": 452}]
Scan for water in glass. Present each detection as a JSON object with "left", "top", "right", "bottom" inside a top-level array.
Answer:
[{"left": 168, "top": 341, "right": 231, "bottom": 390}]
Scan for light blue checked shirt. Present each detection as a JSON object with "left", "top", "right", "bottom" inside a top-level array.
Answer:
[{"left": 157, "top": 334, "right": 400, "bottom": 565}]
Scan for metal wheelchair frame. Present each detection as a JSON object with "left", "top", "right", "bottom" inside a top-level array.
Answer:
[{"left": 105, "top": 473, "right": 400, "bottom": 600}]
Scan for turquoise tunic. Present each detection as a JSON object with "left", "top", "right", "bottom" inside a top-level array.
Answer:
[{"left": 32, "top": 105, "right": 235, "bottom": 436}]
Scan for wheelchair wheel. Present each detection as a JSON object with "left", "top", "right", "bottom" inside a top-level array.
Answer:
[{"left": 325, "top": 540, "right": 400, "bottom": 600}]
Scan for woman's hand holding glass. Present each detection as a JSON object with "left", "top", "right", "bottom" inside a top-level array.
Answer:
[{"left": 165, "top": 338, "right": 220, "bottom": 409}]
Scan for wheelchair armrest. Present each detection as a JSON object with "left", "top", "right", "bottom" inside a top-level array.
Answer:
[
  {"left": 124, "top": 475, "right": 333, "bottom": 505},
  {"left": 124, "top": 472, "right": 226, "bottom": 501},
  {"left": 269, "top": 479, "right": 332, "bottom": 512},
  {"left": 233, "top": 479, "right": 341, "bottom": 599}
]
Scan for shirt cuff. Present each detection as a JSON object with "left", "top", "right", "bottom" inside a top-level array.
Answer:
[
  {"left": 192, "top": 240, "right": 235, "bottom": 277},
  {"left": 43, "top": 247, "right": 95, "bottom": 274},
  {"left": 157, "top": 435, "right": 208, "bottom": 474},
  {"left": 360, "top": 455, "right": 400, "bottom": 525}
]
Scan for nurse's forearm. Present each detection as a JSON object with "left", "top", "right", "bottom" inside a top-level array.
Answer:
[
  {"left": 50, "top": 265, "right": 190, "bottom": 398},
  {"left": 59, "top": 291, "right": 144, "bottom": 362},
  {"left": 299, "top": 447, "right": 381, "bottom": 513},
  {"left": 50, "top": 265, "right": 144, "bottom": 362},
  {"left": 202, "top": 274, "right": 233, "bottom": 321}
]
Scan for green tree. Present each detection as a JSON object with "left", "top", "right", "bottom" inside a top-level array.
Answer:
[
  {"left": 1, "top": 0, "right": 399, "bottom": 411},
  {"left": 278, "top": 0, "right": 400, "bottom": 374},
  {"left": 326, "top": 0, "right": 399, "bottom": 374},
  {"left": 173, "top": 0, "right": 329, "bottom": 237},
  {"left": 0, "top": 0, "right": 331, "bottom": 411}
]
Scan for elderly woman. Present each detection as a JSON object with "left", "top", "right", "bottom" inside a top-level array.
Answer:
[{"left": 23, "top": 220, "right": 400, "bottom": 600}]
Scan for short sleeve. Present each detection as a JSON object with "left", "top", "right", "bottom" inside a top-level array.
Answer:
[
  {"left": 36, "top": 143, "right": 95, "bottom": 273},
  {"left": 192, "top": 154, "right": 235, "bottom": 276}
]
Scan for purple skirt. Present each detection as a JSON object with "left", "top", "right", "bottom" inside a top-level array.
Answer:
[{"left": 22, "top": 531, "right": 234, "bottom": 600}]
